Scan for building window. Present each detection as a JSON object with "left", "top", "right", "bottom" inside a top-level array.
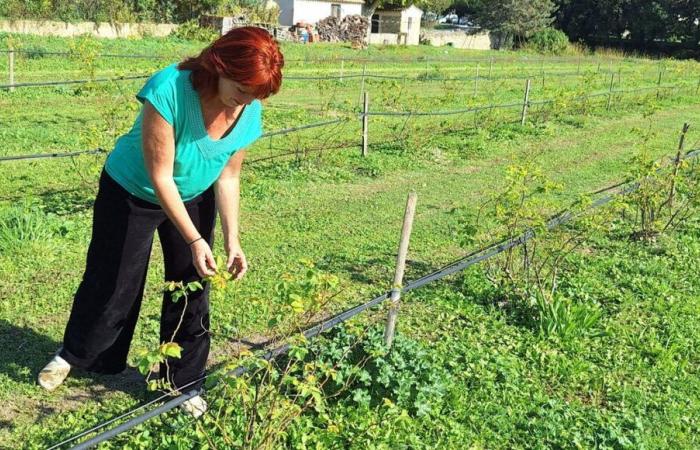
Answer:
[
  {"left": 331, "top": 4, "right": 341, "bottom": 19},
  {"left": 371, "top": 14, "right": 379, "bottom": 33}
]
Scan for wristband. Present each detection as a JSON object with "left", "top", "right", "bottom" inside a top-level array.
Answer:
[{"left": 187, "top": 236, "right": 203, "bottom": 246}]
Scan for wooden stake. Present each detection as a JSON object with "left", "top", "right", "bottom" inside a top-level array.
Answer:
[
  {"left": 521, "top": 79, "right": 531, "bottom": 126},
  {"left": 384, "top": 192, "right": 418, "bottom": 348},
  {"left": 488, "top": 56, "right": 493, "bottom": 78},
  {"left": 340, "top": 59, "right": 344, "bottom": 83},
  {"left": 656, "top": 68, "right": 663, "bottom": 99},
  {"left": 606, "top": 72, "right": 615, "bottom": 110},
  {"left": 576, "top": 54, "right": 581, "bottom": 75},
  {"left": 8, "top": 50, "right": 14, "bottom": 92},
  {"left": 359, "top": 63, "right": 366, "bottom": 106},
  {"left": 669, "top": 123, "right": 690, "bottom": 209},
  {"left": 361, "top": 92, "right": 369, "bottom": 157}
]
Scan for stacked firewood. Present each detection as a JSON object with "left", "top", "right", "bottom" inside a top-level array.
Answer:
[{"left": 317, "top": 14, "right": 369, "bottom": 44}]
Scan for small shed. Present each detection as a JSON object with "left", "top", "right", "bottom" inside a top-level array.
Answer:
[
  {"left": 274, "top": 0, "right": 365, "bottom": 27},
  {"left": 369, "top": 5, "right": 423, "bottom": 45}
]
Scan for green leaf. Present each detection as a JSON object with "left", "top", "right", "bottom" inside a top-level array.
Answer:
[{"left": 160, "top": 342, "right": 182, "bottom": 359}]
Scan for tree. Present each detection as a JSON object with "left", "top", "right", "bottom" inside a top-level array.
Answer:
[
  {"left": 474, "top": 0, "right": 556, "bottom": 47},
  {"left": 362, "top": 0, "right": 452, "bottom": 19}
]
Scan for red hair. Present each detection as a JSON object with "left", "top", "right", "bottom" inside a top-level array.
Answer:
[{"left": 178, "top": 26, "right": 284, "bottom": 99}]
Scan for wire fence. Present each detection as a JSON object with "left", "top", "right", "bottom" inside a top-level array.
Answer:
[
  {"left": 48, "top": 144, "right": 700, "bottom": 450},
  {"left": 0, "top": 47, "right": 646, "bottom": 66},
  {"left": 0, "top": 76, "right": 692, "bottom": 165}
]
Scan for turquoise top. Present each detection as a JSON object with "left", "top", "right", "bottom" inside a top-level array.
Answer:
[{"left": 105, "top": 63, "right": 263, "bottom": 204}]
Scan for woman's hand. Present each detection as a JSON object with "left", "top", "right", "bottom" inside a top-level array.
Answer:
[
  {"left": 226, "top": 241, "right": 248, "bottom": 281},
  {"left": 190, "top": 239, "right": 217, "bottom": 278}
]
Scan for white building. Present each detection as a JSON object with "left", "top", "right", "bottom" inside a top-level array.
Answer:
[
  {"left": 274, "top": 0, "right": 364, "bottom": 26},
  {"left": 369, "top": 5, "right": 423, "bottom": 45}
]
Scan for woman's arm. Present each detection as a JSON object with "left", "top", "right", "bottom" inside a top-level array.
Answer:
[
  {"left": 215, "top": 150, "right": 248, "bottom": 280},
  {"left": 142, "top": 101, "right": 217, "bottom": 277}
]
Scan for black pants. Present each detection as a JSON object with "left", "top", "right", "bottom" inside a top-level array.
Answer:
[{"left": 60, "top": 169, "right": 215, "bottom": 392}]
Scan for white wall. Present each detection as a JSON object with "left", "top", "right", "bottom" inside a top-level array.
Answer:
[
  {"left": 276, "top": 0, "right": 295, "bottom": 26},
  {"left": 291, "top": 0, "right": 362, "bottom": 25},
  {"left": 422, "top": 30, "right": 493, "bottom": 50}
]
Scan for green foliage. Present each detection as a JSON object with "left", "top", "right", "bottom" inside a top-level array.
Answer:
[
  {"left": 0, "top": 201, "right": 57, "bottom": 252},
  {"left": 527, "top": 27, "right": 570, "bottom": 54},
  {"left": 169, "top": 19, "right": 218, "bottom": 42},
  {"left": 475, "top": 0, "right": 556, "bottom": 47}
]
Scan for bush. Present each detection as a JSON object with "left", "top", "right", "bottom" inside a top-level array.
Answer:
[
  {"left": 170, "top": 19, "right": 219, "bottom": 42},
  {"left": 528, "top": 28, "right": 569, "bottom": 54}
]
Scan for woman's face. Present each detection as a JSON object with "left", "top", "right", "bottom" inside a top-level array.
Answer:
[{"left": 217, "top": 77, "right": 257, "bottom": 108}]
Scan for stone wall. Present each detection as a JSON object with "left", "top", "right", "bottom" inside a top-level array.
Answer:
[
  {"left": 0, "top": 19, "right": 177, "bottom": 38},
  {"left": 422, "top": 29, "right": 493, "bottom": 50}
]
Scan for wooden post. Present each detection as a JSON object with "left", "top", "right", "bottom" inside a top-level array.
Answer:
[
  {"left": 340, "top": 59, "right": 344, "bottom": 83},
  {"left": 8, "top": 50, "right": 15, "bottom": 92},
  {"left": 359, "top": 63, "right": 366, "bottom": 106},
  {"left": 520, "top": 79, "right": 531, "bottom": 126},
  {"left": 361, "top": 92, "right": 369, "bottom": 157},
  {"left": 656, "top": 68, "right": 663, "bottom": 99},
  {"left": 488, "top": 56, "right": 493, "bottom": 78},
  {"left": 384, "top": 192, "right": 418, "bottom": 348},
  {"left": 473, "top": 63, "right": 479, "bottom": 97},
  {"left": 596, "top": 61, "right": 600, "bottom": 74},
  {"left": 576, "top": 54, "right": 581, "bottom": 75},
  {"left": 669, "top": 123, "right": 690, "bottom": 209},
  {"left": 606, "top": 72, "right": 615, "bottom": 110}
]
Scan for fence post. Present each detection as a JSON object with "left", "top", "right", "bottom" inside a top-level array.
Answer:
[
  {"left": 340, "top": 59, "right": 344, "bottom": 83},
  {"left": 473, "top": 63, "right": 479, "bottom": 97},
  {"left": 361, "top": 92, "right": 369, "bottom": 157},
  {"left": 656, "top": 68, "right": 663, "bottom": 99},
  {"left": 359, "top": 63, "right": 366, "bottom": 107},
  {"left": 669, "top": 122, "right": 690, "bottom": 209},
  {"left": 606, "top": 72, "right": 615, "bottom": 110},
  {"left": 384, "top": 191, "right": 418, "bottom": 348},
  {"left": 488, "top": 56, "right": 493, "bottom": 78},
  {"left": 576, "top": 54, "right": 581, "bottom": 75},
  {"left": 520, "top": 79, "right": 531, "bottom": 126},
  {"left": 8, "top": 50, "right": 15, "bottom": 92}
]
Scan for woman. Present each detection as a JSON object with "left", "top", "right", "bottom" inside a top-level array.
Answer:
[{"left": 37, "top": 26, "right": 284, "bottom": 417}]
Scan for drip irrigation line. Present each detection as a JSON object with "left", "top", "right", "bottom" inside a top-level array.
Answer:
[
  {"left": 363, "top": 82, "right": 688, "bottom": 118},
  {"left": 0, "top": 74, "right": 149, "bottom": 90},
  {"left": 0, "top": 49, "right": 170, "bottom": 59},
  {"left": 0, "top": 148, "right": 107, "bottom": 162},
  {"left": 56, "top": 147, "right": 700, "bottom": 449},
  {"left": 1, "top": 119, "right": 350, "bottom": 163},
  {"left": 260, "top": 118, "right": 349, "bottom": 138}
]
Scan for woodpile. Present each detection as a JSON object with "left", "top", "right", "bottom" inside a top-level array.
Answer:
[{"left": 317, "top": 14, "right": 369, "bottom": 45}]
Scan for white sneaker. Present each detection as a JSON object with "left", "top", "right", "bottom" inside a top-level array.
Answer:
[
  {"left": 180, "top": 394, "right": 207, "bottom": 419},
  {"left": 38, "top": 353, "right": 71, "bottom": 391}
]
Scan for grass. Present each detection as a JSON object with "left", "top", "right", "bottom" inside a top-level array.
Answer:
[{"left": 0, "top": 33, "right": 699, "bottom": 448}]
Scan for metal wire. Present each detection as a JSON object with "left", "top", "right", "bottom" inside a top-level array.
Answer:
[
  {"left": 53, "top": 146, "right": 700, "bottom": 449},
  {"left": 0, "top": 74, "right": 149, "bottom": 90}
]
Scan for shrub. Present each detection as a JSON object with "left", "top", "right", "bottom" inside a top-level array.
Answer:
[{"left": 528, "top": 28, "right": 569, "bottom": 54}]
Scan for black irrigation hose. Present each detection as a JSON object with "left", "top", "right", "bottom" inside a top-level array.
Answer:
[
  {"left": 0, "top": 49, "right": 169, "bottom": 59},
  {"left": 0, "top": 74, "right": 149, "bottom": 89},
  {"left": 56, "top": 146, "right": 700, "bottom": 449},
  {"left": 0, "top": 148, "right": 107, "bottom": 162},
  {"left": 363, "top": 82, "right": 689, "bottom": 118},
  {"left": 2, "top": 49, "right": 628, "bottom": 66},
  {"left": 260, "top": 118, "right": 349, "bottom": 138},
  {"left": 0, "top": 119, "right": 350, "bottom": 163}
]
